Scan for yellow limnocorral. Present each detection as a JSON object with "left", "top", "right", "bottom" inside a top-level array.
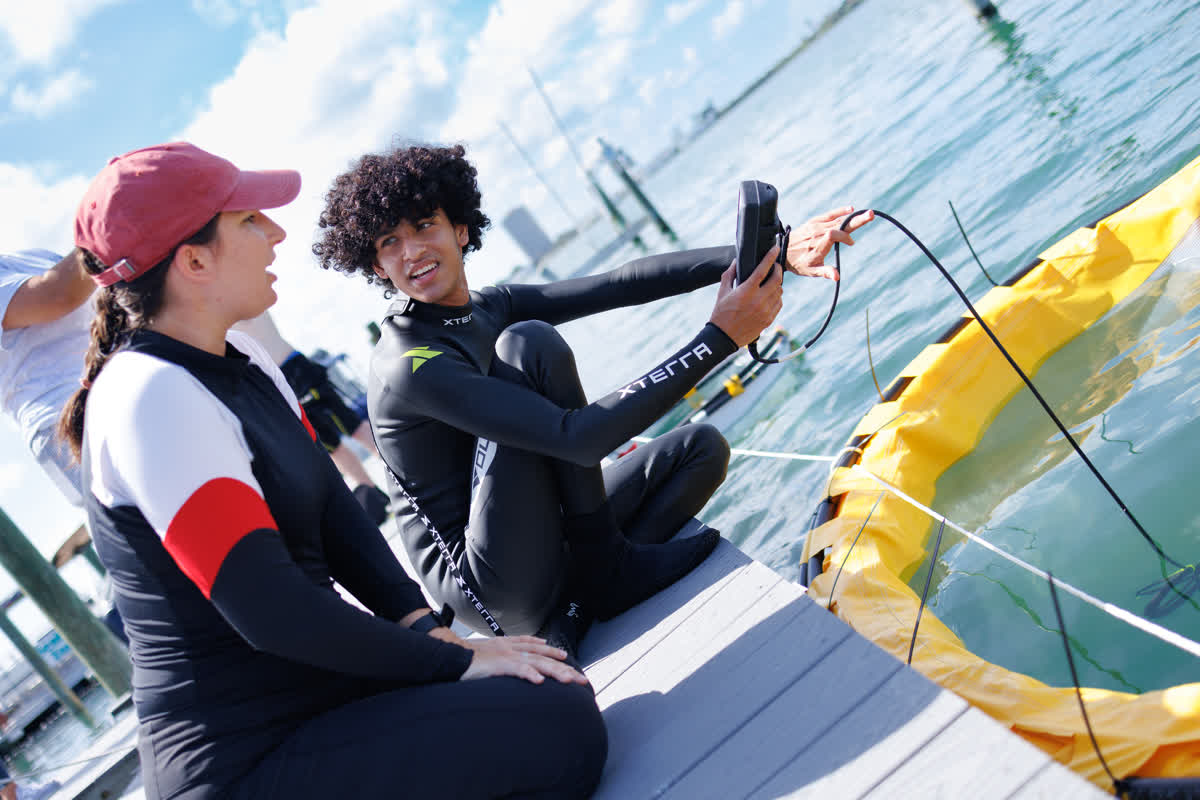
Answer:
[{"left": 802, "top": 152, "right": 1200, "bottom": 788}]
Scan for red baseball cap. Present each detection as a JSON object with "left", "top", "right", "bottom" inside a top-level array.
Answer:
[{"left": 75, "top": 142, "right": 301, "bottom": 287}]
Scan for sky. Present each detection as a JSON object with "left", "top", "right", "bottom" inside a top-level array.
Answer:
[{"left": 0, "top": 0, "right": 838, "bottom": 636}]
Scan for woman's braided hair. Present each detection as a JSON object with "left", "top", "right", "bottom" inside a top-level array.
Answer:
[{"left": 57, "top": 215, "right": 219, "bottom": 459}]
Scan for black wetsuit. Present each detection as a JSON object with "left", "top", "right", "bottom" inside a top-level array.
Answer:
[
  {"left": 85, "top": 330, "right": 605, "bottom": 799},
  {"left": 370, "top": 246, "right": 738, "bottom": 634}
]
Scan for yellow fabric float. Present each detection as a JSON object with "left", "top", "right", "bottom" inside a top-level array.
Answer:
[{"left": 802, "top": 152, "right": 1200, "bottom": 787}]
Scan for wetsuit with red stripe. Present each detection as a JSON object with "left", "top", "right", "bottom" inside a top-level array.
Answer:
[
  {"left": 84, "top": 329, "right": 604, "bottom": 799},
  {"left": 370, "top": 246, "right": 737, "bottom": 633}
]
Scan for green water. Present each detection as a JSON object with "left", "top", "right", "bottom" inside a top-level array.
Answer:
[{"left": 547, "top": 0, "right": 1200, "bottom": 694}]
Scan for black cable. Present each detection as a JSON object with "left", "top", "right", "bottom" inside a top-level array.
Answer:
[
  {"left": 908, "top": 518, "right": 946, "bottom": 666},
  {"left": 1047, "top": 572, "right": 1127, "bottom": 796},
  {"left": 833, "top": 210, "right": 1195, "bottom": 613},
  {"left": 948, "top": 200, "right": 1000, "bottom": 287},
  {"left": 825, "top": 491, "right": 886, "bottom": 608},
  {"left": 749, "top": 224, "right": 843, "bottom": 364}
]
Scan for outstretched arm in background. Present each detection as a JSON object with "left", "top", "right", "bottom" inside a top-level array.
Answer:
[{"left": 1, "top": 249, "right": 92, "bottom": 331}]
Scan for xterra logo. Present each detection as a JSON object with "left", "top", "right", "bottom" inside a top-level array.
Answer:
[
  {"left": 617, "top": 342, "right": 714, "bottom": 397},
  {"left": 470, "top": 438, "right": 497, "bottom": 495},
  {"left": 443, "top": 313, "right": 472, "bottom": 327},
  {"left": 402, "top": 346, "right": 443, "bottom": 373}
]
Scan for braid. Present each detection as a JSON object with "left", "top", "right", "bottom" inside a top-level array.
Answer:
[
  {"left": 56, "top": 215, "right": 218, "bottom": 459},
  {"left": 58, "top": 288, "right": 128, "bottom": 458}
]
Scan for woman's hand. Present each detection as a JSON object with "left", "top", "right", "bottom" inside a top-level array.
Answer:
[
  {"left": 460, "top": 635, "right": 589, "bottom": 686},
  {"left": 784, "top": 206, "right": 874, "bottom": 280},
  {"left": 708, "top": 244, "right": 784, "bottom": 347}
]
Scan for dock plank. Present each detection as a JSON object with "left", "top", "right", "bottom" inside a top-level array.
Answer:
[
  {"left": 745, "top": 669, "right": 968, "bottom": 799},
  {"left": 664, "top": 629, "right": 936, "bottom": 799},
  {"left": 593, "top": 574, "right": 798, "bottom": 700},
  {"left": 1007, "top": 762, "right": 1111, "bottom": 799},
  {"left": 582, "top": 533, "right": 751, "bottom": 692},
  {"left": 590, "top": 596, "right": 851, "bottom": 797},
  {"left": 579, "top": 534, "right": 1106, "bottom": 800},
  {"left": 862, "top": 707, "right": 1077, "bottom": 799}
]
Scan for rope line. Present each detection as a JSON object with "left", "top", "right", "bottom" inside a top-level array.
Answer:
[
  {"left": 632, "top": 432, "right": 1200, "bottom": 660},
  {"left": 850, "top": 464, "right": 1200, "bottom": 660},
  {"left": 0, "top": 742, "right": 136, "bottom": 784},
  {"left": 629, "top": 436, "right": 836, "bottom": 462}
]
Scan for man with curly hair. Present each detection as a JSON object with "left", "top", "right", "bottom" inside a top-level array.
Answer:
[{"left": 314, "top": 143, "right": 870, "bottom": 656}]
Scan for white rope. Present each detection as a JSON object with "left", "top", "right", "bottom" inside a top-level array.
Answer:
[
  {"left": 849, "top": 464, "right": 1200, "bottom": 660},
  {"left": 628, "top": 436, "right": 1200, "bottom": 659},
  {"left": 629, "top": 436, "right": 836, "bottom": 462},
  {"left": 0, "top": 742, "right": 135, "bottom": 783}
]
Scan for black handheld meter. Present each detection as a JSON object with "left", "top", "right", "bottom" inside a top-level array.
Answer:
[{"left": 734, "top": 180, "right": 788, "bottom": 286}]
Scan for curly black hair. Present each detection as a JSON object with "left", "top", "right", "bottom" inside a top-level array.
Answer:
[{"left": 313, "top": 143, "right": 491, "bottom": 293}]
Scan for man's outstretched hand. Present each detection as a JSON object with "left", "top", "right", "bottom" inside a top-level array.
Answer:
[{"left": 784, "top": 206, "right": 875, "bottom": 281}]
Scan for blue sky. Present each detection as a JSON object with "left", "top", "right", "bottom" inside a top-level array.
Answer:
[{"left": 0, "top": 0, "right": 836, "bottom": 632}]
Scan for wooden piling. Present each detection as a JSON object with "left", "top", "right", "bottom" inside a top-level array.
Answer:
[{"left": 0, "top": 508, "right": 130, "bottom": 699}]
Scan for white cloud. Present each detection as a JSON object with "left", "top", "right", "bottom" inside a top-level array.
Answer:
[
  {"left": 0, "top": 0, "right": 124, "bottom": 66},
  {"left": 0, "top": 162, "right": 87, "bottom": 253},
  {"left": 9, "top": 70, "right": 95, "bottom": 119},
  {"left": 190, "top": 0, "right": 303, "bottom": 33},
  {"left": 637, "top": 44, "right": 701, "bottom": 106},
  {"left": 636, "top": 75, "right": 660, "bottom": 106},
  {"left": 571, "top": 36, "right": 636, "bottom": 109},
  {"left": 665, "top": 0, "right": 707, "bottom": 25},
  {"left": 711, "top": 0, "right": 745, "bottom": 39},
  {"left": 593, "top": 0, "right": 649, "bottom": 37},
  {"left": 438, "top": 2, "right": 593, "bottom": 143},
  {"left": 191, "top": 0, "right": 245, "bottom": 26}
]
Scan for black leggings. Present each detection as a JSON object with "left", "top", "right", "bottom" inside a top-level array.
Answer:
[
  {"left": 213, "top": 677, "right": 605, "bottom": 800},
  {"left": 453, "top": 321, "right": 730, "bottom": 635}
]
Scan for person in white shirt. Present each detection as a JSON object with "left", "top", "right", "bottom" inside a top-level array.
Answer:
[
  {"left": 0, "top": 248, "right": 94, "bottom": 502},
  {"left": 0, "top": 248, "right": 88, "bottom": 800}
]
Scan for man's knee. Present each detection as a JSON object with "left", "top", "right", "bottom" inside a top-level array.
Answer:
[
  {"left": 682, "top": 423, "right": 731, "bottom": 482},
  {"left": 495, "top": 320, "right": 577, "bottom": 380}
]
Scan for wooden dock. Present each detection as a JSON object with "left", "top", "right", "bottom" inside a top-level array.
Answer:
[
  {"left": 55, "top": 523, "right": 1105, "bottom": 799},
  {"left": 579, "top": 523, "right": 1107, "bottom": 799}
]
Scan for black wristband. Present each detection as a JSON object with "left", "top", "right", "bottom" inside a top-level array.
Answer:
[{"left": 409, "top": 611, "right": 441, "bottom": 634}]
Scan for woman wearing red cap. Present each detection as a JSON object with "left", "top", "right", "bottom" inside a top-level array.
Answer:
[{"left": 57, "top": 142, "right": 605, "bottom": 800}]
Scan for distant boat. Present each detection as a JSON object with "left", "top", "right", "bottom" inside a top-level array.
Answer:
[{"left": 0, "top": 628, "right": 90, "bottom": 745}]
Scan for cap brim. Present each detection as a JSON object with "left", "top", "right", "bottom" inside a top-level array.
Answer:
[{"left": 223, "top": 169, "right": 301, "bottom": 212}]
